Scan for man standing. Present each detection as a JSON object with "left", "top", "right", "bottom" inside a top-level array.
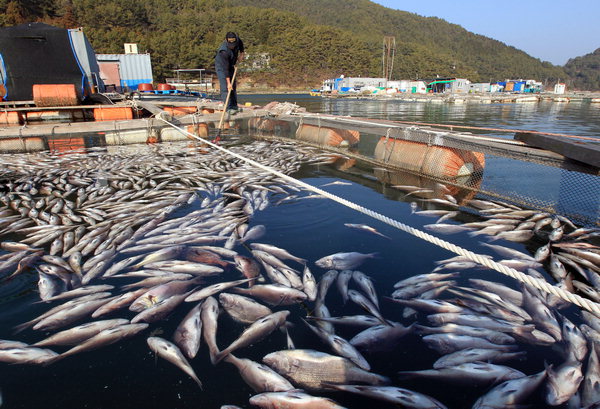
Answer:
[{"left": 215, "top": 32, "right": 244, "bottom": 115}]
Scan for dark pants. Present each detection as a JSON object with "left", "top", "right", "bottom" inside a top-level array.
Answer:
[{"left": 217, "top": 72, "right": 237, "bottom": 110}]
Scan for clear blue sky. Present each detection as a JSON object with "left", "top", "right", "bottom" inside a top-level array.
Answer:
[{"left": 371, "top": 0, "right": 599, "bottom": 66}]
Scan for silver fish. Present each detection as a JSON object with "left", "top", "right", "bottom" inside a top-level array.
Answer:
[
  {"left": 302, "top": 265, "right": 318, "bottom": 302},
  {"left": 33, "top": 319, "right": 129, "bottom": 347},
  {"left": 232, "top": 284, "right": 307, "bottom": 306},
  {"left": 249, "top": 243, "right": 306, "bottom": 265},
  {"left": 336, "top": 270, "right": 353, "bottom": 304},
  {"left": 348, "top": 289, "right": 388, "bottom": 326},
  {"left": 214, "top": 311, "right": 290, "bottom": 363},
  {"left": 302, "top": 319, "right": 370, "bottom": 370},
  {"left": 581, "top": 343, "right": 600, "bottom": 407},
  {"left": 350, "top": 322, "right": 414, "bottom": 353},
  {"left": 173, "top": 302, "right": 203, "bottom": 359},
  {"left": 422, "top": 333, "right": 514, "bottom": 355},
  {"left": 184, "top": 278, "right": 252, "bottom": 303},
  {"left": 249, "top": 391, "right": 346, "bottom": 409},
  {"left": 263, "top": 349, "right": 390, "bottom": 391},
  {"left": 147, "top": 336, "right": 203, "bottom": 389},
  {"left": 433, "top": 347, "right": 526, "bottom": 369},
  {"left": 472, "top": 370, "right": 546, "bottom": 409},
  {"left": 398, "top": 362, "right": 525, "bottom": 386},
  {"left": 545, "top": 361, "right": 583, "bottom": 406},
  {"left": 218, "top": 293, "right": 272, "bottom": 325},
  {"left": 322, "top": 384, "right": 447, "bottom": 409},
  {"left": 200, "top": 296, "right": 221, "bottom": 364},
  {"left": 352, "top": 270, "right": 379, "bottom": 308},
  {"left": 344, "top": 223, "right": 390, "bottom": 239},
  {"left": 56, "top": 323, "right": 148, "bottom": 362},
  {"left": 223, "top": 354, "right": 294, "bottom": 393},
  {"left": 315, "top": 252, "right": 377, "bottom": 270},
  {"left": 0, "top": 346, "right": 59, "bottom": 365}
]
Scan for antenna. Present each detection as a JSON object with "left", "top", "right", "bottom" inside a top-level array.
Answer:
[{"left": 382, "top": 36, "right": 396, "bottom": 81}]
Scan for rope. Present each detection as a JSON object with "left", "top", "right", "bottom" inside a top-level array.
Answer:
[{"left": 157, "top": 117, "right": 600, "bottom": 315}]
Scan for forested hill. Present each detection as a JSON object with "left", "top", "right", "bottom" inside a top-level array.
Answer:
[
  {"left": 564, "top": 49, "right": 600, "bottom": 91},
  {"left": 0, "top": 0, "right": 569, "bottom": 88}
]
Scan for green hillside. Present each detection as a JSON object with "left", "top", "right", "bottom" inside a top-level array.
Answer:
[
  {"left": 564, "top": 48, "right": 600, "bottom": 91},
  {"left": 0, "top": 0, "right": 569, "bottom": 88}
]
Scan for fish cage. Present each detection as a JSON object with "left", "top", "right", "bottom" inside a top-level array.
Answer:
[{"left": 250, "top": 113, "right": 600, "bottom": 228}]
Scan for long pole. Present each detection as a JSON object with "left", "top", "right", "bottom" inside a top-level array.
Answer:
[{"left": 215, "top": 66, "right": 238, "bottom": 140}]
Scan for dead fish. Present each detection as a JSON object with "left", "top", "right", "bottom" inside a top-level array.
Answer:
[
  {"left": 336, "top": 270, "right": 353, "bottom": 304},
  {"left": 433, "top": 347, "right": 526, "bottom": 369},
  {"left": 218, "top": 293, "right": 272, "bottom": 325},
  {"left": 263, "top": 349, "right": 390, "bottom": 391},
  {"left": 214, "top": 311, "right": 290, "bottom": 363},
  {"left": 322, "top": 384, "right": 447, "bottom": 409},
  {"left": 472, "top": 370, "right": 546, "bottom": 409},
  {"left": 249, "top": 243, "right": 306, "bottom": 265},
  {"left": 315, "top": 252, "right": 377, "bottom": 270},
  {"left": 398, "top": 362, "right": 525, "bottom": 386},
  {"left": 422, "top": 333, "right": 513, "bottom": 355},
  {"left": 249, "top": 391, "right": 347, "bottom": 409},
  {"left": 0, "top": 346, "right": 59, "bottom": 365},
  {"left": 423, "top": 224, "right": 474, "bottom": 234},
  {"left": 348, "top": 289, "right": 388, "bottom": 326},
  {"left": 200, "top": 296, "right": 221, "bottom": 364},
  {"left": 233, "top": 255, "right": 261, "bottom": 285},
  {"left": 351, "top": 270, "right": 379, "bottom": 309},
  {"left": 223, "top": 354, "right": 294, "bottom": 393},
  {"left": 545, "top": 361, "right": 583, "bottom": 406},
  {"left": 581, "top": 342, "right": 600, "bottom": 407},
  {"left": 231, "top": 284, "right": 307, "bottom": 306},
  {"left": 184, "top": 278, "right": 252, "bottom": 303},
  {"left": 306, "top": 315, "right": 381, "bottom": 329},
  {"left": 33, "top": 319, "right": 129, "bottom": 347},
  {"left": 302, "top": 319, "right": 370, "bottom": 371},
  {"left": 92, "top": 288, "right": 148, "bottom": 318},
  {"left": 54, "top": 323, "right": 148, "bottom": 362},
  {"left": 350, "top": 322, "right": 414, "bottom": 353},
  {"left": 173, "top": 302, "right": 203, "bottom": 359},
  {"left": 147, "top": 336, "right": 203, "bottom": 389},
  {"left": 302, "top": 265, "right": 318, "bottom": 302},
  {"left": 239, "top": 224, "right": 266, "bottom": 243},
  {"left": 344, "top": 224, "right": 390, "bottom": 239}
]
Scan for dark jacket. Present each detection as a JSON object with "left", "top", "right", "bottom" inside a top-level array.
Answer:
[{"left": 215, "top": 39, "right": 244, "bottom": 79}]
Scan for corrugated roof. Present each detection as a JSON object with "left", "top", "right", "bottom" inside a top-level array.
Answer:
[{"left": 96, "top": 53, "right": 153, "bottom": 82}]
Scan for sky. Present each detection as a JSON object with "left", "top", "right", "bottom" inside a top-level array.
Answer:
[{"left": 371, "top": 0, "right": 599, "bottom": 66}]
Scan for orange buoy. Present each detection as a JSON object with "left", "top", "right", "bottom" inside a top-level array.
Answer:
[
  {"left": 186, "top": 123, "right": 209, "bottom": 138},
  {"left": 93, "top": 107, "right": 133, "bottom": 121},
  {"left": 138, "top": 83, "right": 154, "bottom": 92},
  {"left": 296, "top": 124, "right": 360, "bottom": 147},
  {"left": 0, "top": 111, "right": 22, "bottom": 124},
  {"left": 156, "top": 83, "right": 173, "bottom": 91},
  {"left": 249, "top": 118, "right": 291, "bottom": 134},
  {"left": 33, "top": 84, "right": 78, "bottom": 107},
  {"left": 47, "top": 137, "right": 85, "bottom": 153},
  {"left": 201, "top": 108, "right": 215, "bottom": 114},
  {"left": 374, "top": 137, "right": 485, "bottom": 180},
  {"left": 164, "top": 106, "right": 198, "bottom": 116}
]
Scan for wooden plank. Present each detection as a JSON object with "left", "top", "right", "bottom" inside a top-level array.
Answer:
[{"left": 515, "top": 132, "right": 600, "bottom": 168}]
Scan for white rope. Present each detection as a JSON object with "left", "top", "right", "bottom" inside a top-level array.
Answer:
[{"left": 157, "top": 118, "right": 600, "bottom": 315}]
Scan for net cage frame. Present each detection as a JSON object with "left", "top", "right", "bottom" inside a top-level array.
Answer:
[{"left": 252, "top": 114, "right": 600, "bottom": 228}]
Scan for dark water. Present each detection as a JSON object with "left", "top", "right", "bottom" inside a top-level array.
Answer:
[{"left": 0, "top": 96, "right": 598, "bottom": 409}]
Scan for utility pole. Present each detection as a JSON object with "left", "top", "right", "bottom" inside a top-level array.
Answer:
[{"left": 382, "top": 36, "right": 396, "bottom": 81}]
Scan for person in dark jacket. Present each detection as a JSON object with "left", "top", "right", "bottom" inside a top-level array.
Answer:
[{"left": 215, "top": 32, "right": 244, "bottom": 114}]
